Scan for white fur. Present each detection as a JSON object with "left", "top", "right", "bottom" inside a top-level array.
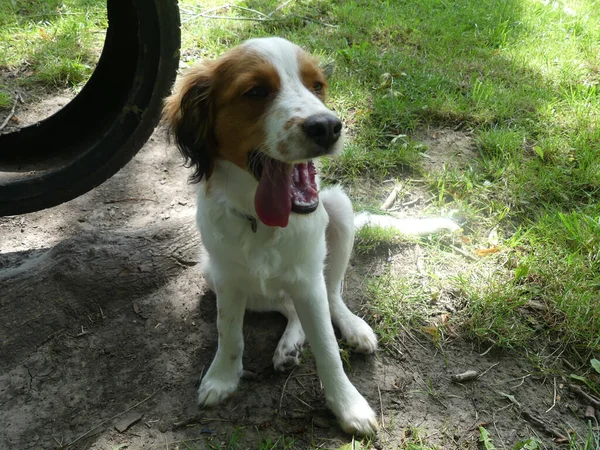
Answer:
[
  {"left": 191, "top": 37, "right": 458, "bottom": 436},
  {"left": 245, "top": 37, "right": 344, "bottom": 162}
]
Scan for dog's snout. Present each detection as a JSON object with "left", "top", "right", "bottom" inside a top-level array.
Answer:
[{"left": 302, "top": 114, "right": 342, "bottom": 148}]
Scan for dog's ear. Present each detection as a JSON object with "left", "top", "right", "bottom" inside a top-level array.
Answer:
[{"left": 163, "top": 62, "right": 218, "bottom": 183}]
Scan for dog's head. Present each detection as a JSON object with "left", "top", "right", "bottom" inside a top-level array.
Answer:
[{"left": 163, "top": 37, "right": 343, "bottom": 228}]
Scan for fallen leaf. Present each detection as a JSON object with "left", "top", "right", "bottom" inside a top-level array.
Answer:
[{"left": 475, "top": 246, "right": 501, "bottom": 256}]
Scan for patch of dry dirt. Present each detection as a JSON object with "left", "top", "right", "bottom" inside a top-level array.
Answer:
[
  {"left": 418, "top": 128, "right": 479, "bottom": 173},
  {"left": 0, "top": 103, "right": 592, "bottom": 450}
]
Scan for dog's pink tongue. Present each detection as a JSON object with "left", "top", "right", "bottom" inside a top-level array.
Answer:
[{"left": 254, "top": 158, "right": 293, "bottom": 228}]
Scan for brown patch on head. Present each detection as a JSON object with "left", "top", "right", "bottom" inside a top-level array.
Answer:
[
  {"left": 163, "top": 44, "right": 281, "bottom": 180},
  {"left": 297, "top": 49, "right": 328, "bottom": 102},
  {"left": 212, "top": 46, "right": 281, "bottom": 170}
]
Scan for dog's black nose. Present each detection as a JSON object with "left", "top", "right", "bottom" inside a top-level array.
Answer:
[{"left": 302, "top": 114, "right": 342, "bottom": 148}]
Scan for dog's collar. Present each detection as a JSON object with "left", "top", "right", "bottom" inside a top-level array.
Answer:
[{"left": 231, "top": 208, "right": 258, "bottom": 233}]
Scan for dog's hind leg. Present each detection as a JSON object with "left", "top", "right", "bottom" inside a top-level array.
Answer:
[
  {"left": 321, "top": 186, "right": 378, "bottom": 354},
  {"left": 272, "top": 295, "right": 306, "bottom": 371}
]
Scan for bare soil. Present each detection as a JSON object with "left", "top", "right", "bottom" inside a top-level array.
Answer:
[{"left": 0, "top": 97, "right": 593, "bottom": 450}]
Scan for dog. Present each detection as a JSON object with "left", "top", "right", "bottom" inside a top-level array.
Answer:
[{"left": 163, "top": 37, "right": 458, "bottom": 436}]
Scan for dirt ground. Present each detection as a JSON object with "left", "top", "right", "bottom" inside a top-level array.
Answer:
[{"left": 0, "top": 97, "right": 594, "bottom": 450}]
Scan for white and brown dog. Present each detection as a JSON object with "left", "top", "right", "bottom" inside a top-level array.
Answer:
[{"left": 163, "top": 37, "right": 457, "bottom": 435}]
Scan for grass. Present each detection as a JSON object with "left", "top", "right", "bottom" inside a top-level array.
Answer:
[{"left": 0, "top": 0, "right": 106, "bottom": 89}]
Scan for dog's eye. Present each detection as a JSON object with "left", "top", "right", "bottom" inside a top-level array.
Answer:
[
  {"left": 244, "top": 86, "right": 270, "bottom": 98},
  {"left": 313, "top": 82, "right": 324, "bottom": 93}
]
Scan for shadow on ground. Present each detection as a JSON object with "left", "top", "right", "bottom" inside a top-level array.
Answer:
[{"left": 0, "top": 125, "right": 592, "bottom": 450}]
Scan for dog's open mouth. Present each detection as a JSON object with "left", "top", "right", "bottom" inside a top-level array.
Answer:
[{"left": 249, "top": 152, "right": 319, "bottom": 228}]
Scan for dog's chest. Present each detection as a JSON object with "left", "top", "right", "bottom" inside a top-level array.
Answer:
[{"left": 199, "top": 204, "right": 327, "bottom": 289}]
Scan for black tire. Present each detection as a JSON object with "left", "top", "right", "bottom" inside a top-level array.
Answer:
[{"left": 0, "top": 0, "right": 181, "bottom": 216}]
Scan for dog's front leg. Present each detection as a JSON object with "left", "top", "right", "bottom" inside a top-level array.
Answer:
[
  {"left": 288, "top": 275, "right": 379, "bottom": 436},
  {"left": 198, "top": 284, "right": 246, "bottom": 407}
]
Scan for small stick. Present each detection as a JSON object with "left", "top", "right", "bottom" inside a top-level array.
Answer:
[
  {"left": 0, "top": 95, "right": 18, "bottom": 132},
  {"left": 268, "top": 0, "right": 293, "bottom": 16},
  {"left": 402, "top": 197, "right": 421, "bottom": 207},
  {"left": 521, "top": 410, "right": 568, "bottom": 442},
  {"left": 568, "top": 384, "right": 600, "bottom": 408},
  {"left": 377, "top": 383, "right": 385, "bottom": 428},
  {"left": 380, "top": 186, "right": 399, "bottom": 210},
  {"left": 67, "top": 387, "right": 162, "bottom": 447},
  {"left": 278, "top": 367, "right": 296, "bottom": 414},
  {"left": 450, "top": 244, "right": 478, "bottom": 261},
  {"left": 173, "top": 415, "right": 202, "bottom": 430},
  {"left": 451, "top": 370, "right": 479, "bottom": 383},
  {"left": 477, "top": 362, "right": 500, "bottom": 379},
  {"left": 399, "top": 322, "right": 429, "bottom": 352},
  {"left": 290, "top": 393, "right": 312, "bottom": 409},
  {"left": 480, "top": 344, "right": 495, "bottom": 356},
  {"left": 545, "top": 377, "right": 557, "bottom": 413}
]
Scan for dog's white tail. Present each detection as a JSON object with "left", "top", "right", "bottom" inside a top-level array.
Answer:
[{"left": 354, "top": 212, "right": 460, "bottom": 236}]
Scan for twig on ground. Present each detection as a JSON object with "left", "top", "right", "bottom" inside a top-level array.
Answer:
[
  {"left": 401, "top": 197, "right": 421, "bottom": 207},
  {"left": 268, "top": 0, "right": 293, "bottom": 16},
  {"left": 173, "top": 415, "right": 202, "bottom": 430},
  {"left": 521, "top": 410, "right": 568, "bottom": 443},
  {"left": 545, "top": 377, "right": 557, "bottom": 413},
  {"left": 563, "top": 359, "right": 577, "bottom": 371},
  {"left": 67, "top": 386, "right": 162, "bottom": 447},
  {"left": 568, "top": 384, "right": 600, "bottom": 408},
  {"left": 290, "top": 392, "right": 312, "bottom": 409},
  {"left": 450, "top": 244, "right": 478, "bottom": 261},
  {"left": 499, "top": 390, "right": 569, "bottom": 442},
  {"left": 377, "top": 383, "right": 385, "bottom": 428},
  {"left": 477, "top": 362, "right": 500, "bottom": 380},
  {"left": 451, "top": 370, "right": 479, "bottom": 383},
  {"left": 279, "top": 367, "right": 296, "bottom": 414},
  {"left": 479, "top": 344, "right": 494, "bottom": 356},
  {"left": 512, "top": 374, "right": 531, "bottom": 388},
  {"left": 399, "top": 322, "right": 429, "bottom": 352},
  {"left": 380, "top": 185, "right": 399, "bottom": 210},
  {"left": 0, "top": 94, "right": 18, "bottom": 132}
]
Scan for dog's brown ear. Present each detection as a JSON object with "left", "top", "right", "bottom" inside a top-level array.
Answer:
[{"left": 163, "top": 62, "right": 218, "bottom": 183}]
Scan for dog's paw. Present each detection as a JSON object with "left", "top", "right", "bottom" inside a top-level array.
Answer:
[
  {"left": 197, "top": 374, "right": 239, "bottom": 407},
  {"left": 330, "top": 392, "right": 379, "bottom": 436},
  {"left": 340, "top": 316, "right": 378, "bottom": 354},
  {"left": 273, "top": 348, "right": 301, "bottom": 372},
  {"left": 273, "top": 324, "right": 305, "bottom": 372}
]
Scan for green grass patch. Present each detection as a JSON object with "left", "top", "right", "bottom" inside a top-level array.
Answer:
[
  {"left": 0, "top": 89, "right": 12, "bottom": 108},
  {"left": 0, "top": 0, "right": 106, "bottom": 87}
]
